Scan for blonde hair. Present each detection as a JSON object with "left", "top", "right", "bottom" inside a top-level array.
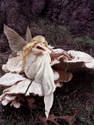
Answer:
[{"left": 22, "top": 35, "right": 48, "bottom": 65}]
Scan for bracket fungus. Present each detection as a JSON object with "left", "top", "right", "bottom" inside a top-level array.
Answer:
[{"left": 0, "top": 25, "right": 94, "bottom": 118}]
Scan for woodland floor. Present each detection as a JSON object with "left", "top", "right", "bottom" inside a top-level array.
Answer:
[{"left": 0, "top": 17, "right": 94, "bottom": 125}]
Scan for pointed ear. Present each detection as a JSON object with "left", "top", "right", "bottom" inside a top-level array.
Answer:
[
  {"left": 25, "top": 26, "right": 32, "bottom": 42},
  {"left": 4, "top": 24, "right": 26, "bottom": 52}
]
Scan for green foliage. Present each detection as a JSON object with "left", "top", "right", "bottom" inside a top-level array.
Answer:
[{"left": 74, "top": 36, "right": 94, "bottom": 45}]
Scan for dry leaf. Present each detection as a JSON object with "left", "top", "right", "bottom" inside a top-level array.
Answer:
[
  {"left": 67, "top": 50, "right": 94, "bottom": 70},
  {"left": 0, "top": 73, "right": 25, "bottom": 86},
  {"left": 3, "top": 79, "right": 31, "bottom": 95},
  {"left": 2, "top": 52, "right": 23, "bottom": 73}
]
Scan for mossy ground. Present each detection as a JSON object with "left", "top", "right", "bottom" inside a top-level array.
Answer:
[{"left": 0, "top": 17, "right": 94, "bottom": 125}]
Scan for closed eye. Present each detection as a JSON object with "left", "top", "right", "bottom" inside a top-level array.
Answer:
[{"left": 36, "top": 46, "right": 45, "bottom": 51}]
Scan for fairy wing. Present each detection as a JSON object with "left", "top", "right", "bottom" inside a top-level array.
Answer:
[
  {"left": 25, "top": 26, "right": 32, "bottom": 42},
  {"left": 4, "top": 25, "right": 26, "bottom": 52}
]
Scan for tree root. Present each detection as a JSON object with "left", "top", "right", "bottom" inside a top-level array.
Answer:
[{"left": 39, "top": 109, "right": 80, "bottom": 125}]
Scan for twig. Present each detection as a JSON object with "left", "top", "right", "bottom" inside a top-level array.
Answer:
[
  {"left": 25, "top": 79, "right": 33, "bottom": 95},
  {"left": 40, "top": 109, "right": 80, "bottom": 125}
]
